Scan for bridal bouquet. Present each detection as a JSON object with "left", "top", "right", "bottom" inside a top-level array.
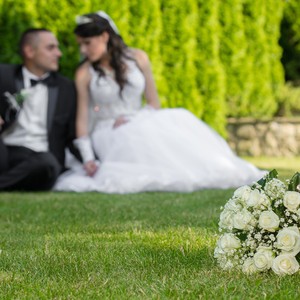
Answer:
[{"left": 214, "top": 170, "right": 300, "bottom": 275}]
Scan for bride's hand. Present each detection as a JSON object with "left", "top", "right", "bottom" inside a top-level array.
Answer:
[
  {"left": 113, "top": 116, "right": 129, "bottom": 129},
  {"left": 84, "top": 160, "right": 98, "bottom": 177},
  {"left": 0, "top": 116, "right": 4, "bottom": 131}
]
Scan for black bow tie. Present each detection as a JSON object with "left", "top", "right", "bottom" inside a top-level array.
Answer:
[{"left": 30, "top": 76, "right": 52, "bottom": 87}]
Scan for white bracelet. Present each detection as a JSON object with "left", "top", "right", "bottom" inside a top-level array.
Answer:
[{"left": 73, "top": 136, "right": 95, "bottom": 163}]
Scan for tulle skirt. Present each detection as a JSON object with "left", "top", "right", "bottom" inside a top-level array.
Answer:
[{"left": 54, "top": 108, "right": 265, "bottom": 193}]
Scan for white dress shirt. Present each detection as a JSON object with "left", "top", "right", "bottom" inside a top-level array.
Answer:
[{"left": 2, "top": 67, "right": 50, "bottom": 152}]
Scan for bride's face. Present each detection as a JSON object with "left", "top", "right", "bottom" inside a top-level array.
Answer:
[{"left": 76, "top": 32, "right": 109, "bottom": 62}]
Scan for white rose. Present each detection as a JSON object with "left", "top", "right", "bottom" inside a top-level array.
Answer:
[
  {"left": 242, "top": 258, "right": 259, "bottom": 275},
  {"left": 246, "top": 189, "right": 270, "bottom": 209},
  {"left": 217, "top": 233, "right": 241, "bottom": 253},
  {"left": 283, "top": 191, "right": 300, "bottom": 212},
  {"left": 264, "top": 178, "right": 286, "bottom": 199},
  {"left": 233, "top": 209, "right": 256, "bottom": 231},
  {"left": 224, "top": 198, "right": 243, "bottom": 212},
  {"left": 276, "top": 227, "right": 300, "bottom": 256},
  {"left": 214, "top": 248, "right": 237, "bottom": 270},
  {"left": 272, "top": 254, "right": 299, "bottom": 275},
  {"left": 214, "top": 246, "right": 223, "bottom": 259},
  {"left": 233, "top": 185, "right": 251, "bottom": 204},
  {"left": 253, "top": 246, "right": 275, "bottom": 271},
  {"left": 258, "top": 210, "right": 280, "bottom": 232},
  {"left": 219, "top": 209, "right": 234, "bottom": 229}
]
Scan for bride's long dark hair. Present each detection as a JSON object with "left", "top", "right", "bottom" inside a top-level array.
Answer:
[{"left": 74, "top": 13, "right": 132, "bottom": 92}]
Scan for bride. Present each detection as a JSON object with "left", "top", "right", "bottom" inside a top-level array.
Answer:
[{"left": 54, "top": 11, "right": 265, "bottom": 193}]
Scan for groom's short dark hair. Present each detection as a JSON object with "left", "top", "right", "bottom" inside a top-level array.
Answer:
[{"left": 19, "top": 28, "right": 51, "bottom": 58}]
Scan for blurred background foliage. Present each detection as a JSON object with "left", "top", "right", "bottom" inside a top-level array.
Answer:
[{"left": 0, "top": 0, "right": 298, "bottom": 135}]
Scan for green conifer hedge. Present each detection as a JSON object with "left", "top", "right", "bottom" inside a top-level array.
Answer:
[
  {"left": 280, "top": 0, "right": 300, "bottom": 83},
  {"left": 0, "top": 0, "right": 287, "bottom": 135}
]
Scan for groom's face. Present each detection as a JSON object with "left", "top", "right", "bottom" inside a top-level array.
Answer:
[{"left": 26, "top": 32, "right": 62, "bottom": 75}]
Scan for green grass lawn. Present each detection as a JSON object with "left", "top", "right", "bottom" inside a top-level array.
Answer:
[{"left": 0, "top": 157, "right": 300, "bottom": 299}]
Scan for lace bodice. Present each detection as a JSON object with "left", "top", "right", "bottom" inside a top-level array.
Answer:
[{"left": 89, "top": 60, "right": 145, "bottom": 123}]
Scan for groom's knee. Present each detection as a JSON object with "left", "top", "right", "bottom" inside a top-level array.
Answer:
[
  {"left": 0, "top": 138, "right": 9, "bottom": 174},
  {"left": 27, "top": 152, "right": 62, "bottom": 190},
  {"left": 14, "top": 152, "right": 61, "bottom": 191}
]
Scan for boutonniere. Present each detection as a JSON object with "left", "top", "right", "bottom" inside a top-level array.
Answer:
[
  {"left": 0, "top": 90, "right": 29, "bottom": 132},
  {"left": 3, "top": 90, "right": 28, "bottom": 110}
]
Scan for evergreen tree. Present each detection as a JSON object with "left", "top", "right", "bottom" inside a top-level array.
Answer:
[
  {"left": 219, "top": 0, "right": 252, "bottom": 117},
  {"left": 196, "top": 0, "right": 226, "bottom": 135},
  {"left": 90, "top": 0, "right": 131, "bottom": 42},
  {"left": 0, "top": 0, "right": 37, "bottom": 64},
  {"left": 280, "top": 0, "right": 300, "bottom": 82},
  {"left": 243, "top": 0, "right": 277, "bottom": 117},
  {"left": 159, "top": 0, "right": 201, "bottom": 112},
  {"left": 127, "top": 0, "right": 165, "bottom": 100},
  {"left": 264, "top": 0, "right": 284, "bottom": 96}
]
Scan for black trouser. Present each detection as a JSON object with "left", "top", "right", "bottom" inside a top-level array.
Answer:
[{"left": 0, "top": 138, "right": 61, "bottom": 191}]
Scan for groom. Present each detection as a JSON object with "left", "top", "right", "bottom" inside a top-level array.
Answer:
[{"left": 0, "top": 28, "right": 79, "bottom": 190}]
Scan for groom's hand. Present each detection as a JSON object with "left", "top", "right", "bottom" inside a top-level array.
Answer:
[{"left": 84, "top": 160, "right": 98, "bottom": 177}]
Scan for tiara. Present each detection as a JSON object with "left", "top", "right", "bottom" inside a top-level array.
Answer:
[
  {"left": 75, "top": 11, "right": 119, "bottom": 35},
  {"left": 75, "top": 15, "right": 93, "bottom": 25},
  {"left": 96, "top": 11, "right": 119, "bottom": 34}
]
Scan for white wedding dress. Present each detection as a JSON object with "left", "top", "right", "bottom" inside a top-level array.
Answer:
[{"left": 54, "top": 60, "right": 265, "bottom": 193}]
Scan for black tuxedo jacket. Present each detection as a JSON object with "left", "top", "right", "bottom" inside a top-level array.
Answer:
[{"left": 0, "top": 64, "right": 81, "bottom": 171}]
